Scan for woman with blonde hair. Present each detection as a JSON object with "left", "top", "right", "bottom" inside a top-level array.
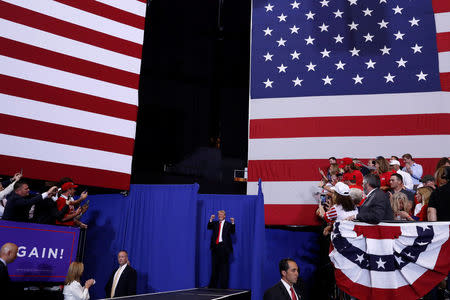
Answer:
[
  {"left": 63, "top": 262, "right": 95, "bottom": 300},
  {"left": 414, "top": 187, "right": 433, "bottom": 221},
  {"left": 390, "top": 192, "right": 413, "bottom": 221}
]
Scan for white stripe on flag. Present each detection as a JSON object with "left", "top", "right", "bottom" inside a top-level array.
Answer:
[
  {"left": 439, "top": 52, "right": 450, "bottom": 73},
  {"left": 0, "top": 93, "right": 136, "bottom": 138},
  {"left": 0, "top": 134, "right": 132, "bottom": 173},
  {"left": 4, "top": 0, "right": 144, "bottom": 44},
  {"left": 0, "top": 19, "right": 141, "bottom": 74},
  {"left": 0, "top": 55, "right": 138, "bottom": 105},
  {"left": 95, "top": 0, "right": 147, "bottom": 17},
  {"left": 247, "top": 181, "right": 319, "bottom": 204},
  {"left": 249, "top": 92, "right": 450, "bottom": 119},
  {"left": 435, "top": 12, "right": 450, "bottom": 33},
  {"left": 248, "top": 135, "right": 450, "bottom": 160}
]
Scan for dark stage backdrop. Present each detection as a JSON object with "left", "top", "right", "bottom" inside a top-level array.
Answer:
[{"left": 81, "top": 184, "right": 266, "bottom": 300}]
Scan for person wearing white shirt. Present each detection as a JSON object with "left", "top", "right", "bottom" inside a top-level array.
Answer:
[
  {"left": 63, "top": 262, "right": 95, "bottom": 300},
  {"left": 389, "top": 160, "right": 414, "bottom": 190}
]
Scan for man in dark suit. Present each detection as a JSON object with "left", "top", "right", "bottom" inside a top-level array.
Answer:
[
  {"left": 0, "top": 243, "right": 18, "bottom": 298},
  {"left": 208, "top": 210, "right": 235, "bottom": 289},
  {"left": 347, "top": 174, "right": 394, "bottom": 224},
  {"left": 105, "top": 250, "right": 137, "bottom": 298},
  {"left": 264, "top": 258, "right": 305, "bottom": 300},
  {"left": 2, "top": 181, "right": 57, "bottom": 222}
]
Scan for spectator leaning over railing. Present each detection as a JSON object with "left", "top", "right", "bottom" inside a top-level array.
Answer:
[
  {"left": 0, "top": 173, "right": 22, "bottom": 219},
  {"left": 346, "top": 174, "right": 394, "bottom": 224},
  {"left": 317, "top": 182, "right": 358, "bottom": 236},
  {"left": 56, "top": 182, "right": 88, "bottom": 228},
  {"left": 2, "top": 181, "right": 57, "bottom": 222}
]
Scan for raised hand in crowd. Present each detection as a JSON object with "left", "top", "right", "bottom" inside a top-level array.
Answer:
[
  {"left": 12, "top": 172, "right": 22, "bottom": 182},
  {"left": 84, "top": 278, "right": 95, "bottom": 289},
  {"left": 47, "top": 186, "right": 58, "bottom": 197}
]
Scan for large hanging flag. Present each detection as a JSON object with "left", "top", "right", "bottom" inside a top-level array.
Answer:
[
  {"left": 330, "top": 221, "right": 450, "bottom": 300},
  {"left": 0, "top": 0, "right": 147, "bottom": 190},
  {"left": 248, "top": 0, "right": 450, "bottom": 225}
]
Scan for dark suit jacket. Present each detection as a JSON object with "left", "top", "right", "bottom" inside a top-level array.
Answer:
[
  {"left": 357, "top": 188, "right": 394, "bottom": 224},
  {"left": 33, "top": 198, "right": 69, "bottom": 224},
  {"left": 105, "top": 264, "right": 137, "bottom": 298},
  {"left": 264, "top": 280, "right": 305, "bottom": 300},
  {"left": 208, "top": 220, "right": 235, "bottom": 252},
  {"left": 0, "top": 260, "right": 12, "bottom": 298},
  {"left": 2, "top": 192, "right": 44, "bottom": 222}
]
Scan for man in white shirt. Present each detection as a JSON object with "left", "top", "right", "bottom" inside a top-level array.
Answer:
[
  {"left": 390, "top": 160, "right": 414, "bottom": 190},
  {"left": 264, "top": 258, "right": 305, "bottom": 300},
  {"left": 104, "top": 250, "right": 137, "bottom": 298}
]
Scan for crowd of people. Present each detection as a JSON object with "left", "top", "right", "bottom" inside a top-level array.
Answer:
[
  {"left": 316, "top": 154, "right": 450, "bottom": 230},
  {"left": 0, "top": 174, "right": 89, "bottom": 228}
]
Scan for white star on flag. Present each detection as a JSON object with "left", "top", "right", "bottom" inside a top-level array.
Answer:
[
  {"left": 290, "top": 50, "right": 301, "bottom": 60},
  {"left": 352, "top": 74, "right": 364, "bottom": 84},
  {"left": 384, "top": 73, "right": 395, "bottom": 83},
  {"left": 263, "top": 78, "right": 273, "bottom": 88},
  {"left": 416, "top": 71, "right": 428, "bottom": 81},
  {"left": 365, "top": 59, "right": 376, "bottom": 69},
  {"left": 292, "top": 77, "right": 303, "bottom": 86}
]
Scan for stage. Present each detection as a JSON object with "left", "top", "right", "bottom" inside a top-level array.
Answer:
[{"left": 99, "top": 288, "right": 250, "bottom": 300}]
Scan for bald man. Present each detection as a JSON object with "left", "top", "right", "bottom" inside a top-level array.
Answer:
[{"left": 0, "top": 243, "right": 18, "bottom": 297}]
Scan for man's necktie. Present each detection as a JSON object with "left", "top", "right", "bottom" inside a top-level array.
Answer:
[
  {"left": 290, "top": 286, "right": 297, "bottom": 300},
  {"left": 110, "top": 267, "right": 121, "bottom": 298},
  {"left": 216, "top": 221, "right": 222, "bottom": 244}
]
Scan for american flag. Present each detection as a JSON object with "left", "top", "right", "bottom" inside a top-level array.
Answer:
[
  {"left": 330, "top": 221, "right": 450, "bottom": 300},
  {"left": 248, "top": 0, "right": 450, "bottom": 225},
  {"left": 0, "top": 0, "right": 147, "bottom": 190}
]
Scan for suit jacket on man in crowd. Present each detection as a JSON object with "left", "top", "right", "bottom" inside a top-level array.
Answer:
[
  {"left": 2, "top": 192, "right": 44, "bottom": 222},
  {"left": 105, "top": 264, "right": 137, "bottom": 298},
  {"left": 357, "top": 188, "right": 393, "bottom": 224},
  {"left": 0, "top": 259, "right": 15, "bottom": 298},
  {"left": 32, "top": 198, "right": 69, "bottom": 224},
  {"left": 264, "top": 280, "right": 305, "bottom": 300}
]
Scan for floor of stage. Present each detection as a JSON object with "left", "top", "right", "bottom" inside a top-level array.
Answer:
[{"left": 99, "top": 288, "right": 251, "bottom": 300}]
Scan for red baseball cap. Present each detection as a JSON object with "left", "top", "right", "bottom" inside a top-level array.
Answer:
[
  {"left": 61, "top": 182, "right": 78, "bottom": 192},
  {"left": 341, "top": 157, "right": 353, "bottom": 165}
]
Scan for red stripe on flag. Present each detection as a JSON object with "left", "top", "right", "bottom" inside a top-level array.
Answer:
[
  {"left": 0, "top": 114, "right": 134, "bottom": 156},
  {"left": 432, "top": 0, "right": 450, "bottom": 13},
  {"left": 248, "top": 158, "right": 440, "bottom": 181},
  {"left": 0, "top": 37, "right": 139, "bottom": 89},
  {"left": 265, "top": 204, "right": 322, "bottom": 225},
  {"left": 0, "top": 1, "right": 142, "bottom": 59},
  {"left": 137, "top": 0, "right": 147, "bottom": 3},
  {"left": 353, "top": 225, "right": 402, "bottom": 239},
  {"left": 54, "top": 0, "right": 145, "bottom": 30},
  {"left": 436, "top": 32, "right": 450, "bottom": 52},
  {"left": 0, "top": 75, "right": 137, "bottom": 121},
  {"left": 441, "top": 72, "right": 450, "bottom": 91},
  {"left": 250, "top": 114, "right": 450, "bottom": 139},
  {"left": 0, "top": 155, "right": 130, "bottom": 190}
]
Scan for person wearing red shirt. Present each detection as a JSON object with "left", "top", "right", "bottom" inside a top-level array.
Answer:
[{"left": 55, "top": 182, "right": 86, "bottom": 227}]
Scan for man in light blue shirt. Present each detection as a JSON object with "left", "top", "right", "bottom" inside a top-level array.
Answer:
[{"left": 402, "top": 154, "right": 423, "bottom": 188}]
